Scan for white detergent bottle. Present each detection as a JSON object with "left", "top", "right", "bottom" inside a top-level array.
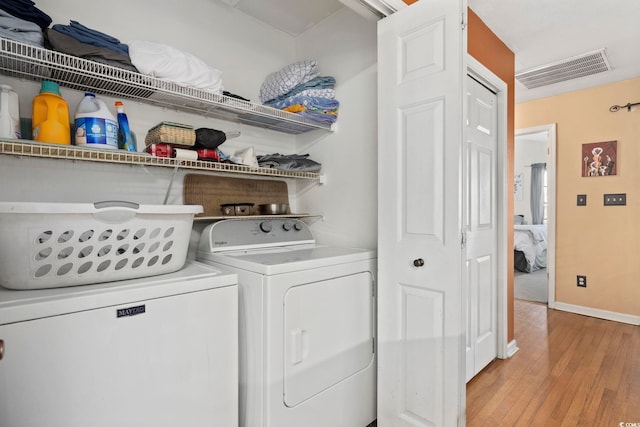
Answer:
[
  {"left": 74, "top": 93, "right": 118, "bottom": 149},
  {"left": 0, "top": 84, "right": 21, "bottom": 139}
]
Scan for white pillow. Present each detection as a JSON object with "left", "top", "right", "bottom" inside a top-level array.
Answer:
[{"left": 128, "top": 40, "right": 223, "bottom": 94}]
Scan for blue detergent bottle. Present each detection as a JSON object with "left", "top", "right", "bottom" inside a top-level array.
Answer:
[{"left": 114, "top": 101, "right": 136, "bottom": 151}]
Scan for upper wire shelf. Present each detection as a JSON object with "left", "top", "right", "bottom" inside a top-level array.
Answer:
[{"left": 0, "top": 38, "right": 332, "bottom": 135}]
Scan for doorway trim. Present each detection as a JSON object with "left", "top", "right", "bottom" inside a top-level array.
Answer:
[
  {"left": 466, "top": 55, "right": 510, "bottom": 360},
  {"left": 515, "top": 124, "right": 557, "bottom": 308}
]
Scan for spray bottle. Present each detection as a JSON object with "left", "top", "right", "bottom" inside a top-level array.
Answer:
[{"left": 114, "top": 101, "right": 136, "bottom": 151}]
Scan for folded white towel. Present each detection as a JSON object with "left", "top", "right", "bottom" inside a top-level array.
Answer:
[{"left": 128, "top": 40, "right": 223, "bottom": 94}]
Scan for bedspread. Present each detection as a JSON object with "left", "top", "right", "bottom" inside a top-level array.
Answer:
[{"left": 514, "top": 224, "right": 547, "bottom": 272}]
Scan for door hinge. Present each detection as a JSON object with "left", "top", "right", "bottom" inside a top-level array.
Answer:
[
  {"left": 372, "top": 337, "right": 376, "bottom": 354},
  {"left": 461, "top": 12, "right": 467, "bottom": 30},
  {"left": 461, "top": 230, "right": 467, "bottom": 248}
]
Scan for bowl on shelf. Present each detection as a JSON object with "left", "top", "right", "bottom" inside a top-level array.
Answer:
[
  {"left": 258, "top": 203, "right": 289, "bottom": 215},
  {"left": 220, "top": 203, "right": 254, "bottom": 216}
]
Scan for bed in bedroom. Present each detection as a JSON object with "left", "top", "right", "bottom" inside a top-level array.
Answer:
[{"left": 514, "top": 224, "right": 547, "bottom": 273}]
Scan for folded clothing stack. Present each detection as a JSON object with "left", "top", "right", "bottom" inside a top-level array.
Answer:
[
  {"left": 259, "top": 60, "right": 338, "bottom": 125},
  {"left": 0, "top": 0, "right": 51, "bottom": 30},
  {"left": 52, "top": 20, "right": 128, "bottom": 54},
  {"left": 44, "top": 28, "right": 137, "bottom": 72},
  {"left": 46, "top": 20, "right": 137, "bottom": 71},
  {"left": 0, "top": 8, "right": 43, "bottom": 46},
  {"left": 257, "top": 153, "right": 322, "bottom": 173},
  {"left": 0, "top": 0, "right": 51, "bottom": 47}
]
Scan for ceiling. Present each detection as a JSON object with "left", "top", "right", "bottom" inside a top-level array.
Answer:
[
  {"left": 217, "top": 0, "right": 345, "bottom": 38},
  {"left": 217, "top": 0, "right": 640, "bottom": 103},
  {"left": 467, "top": 0, "right": 640, "bottom": 102}
]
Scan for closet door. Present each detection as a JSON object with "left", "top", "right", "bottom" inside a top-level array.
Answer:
[
  {"left": 377, "top": 0, "right": 467, "bottom": 425},
  {"left": 464, "top": 75, "right": 498, "bottom": 382}
]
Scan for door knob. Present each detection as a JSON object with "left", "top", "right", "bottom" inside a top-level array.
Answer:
[
  {"left": 413, "top": 258, "right": 425, "bottom": 267},
  {"left": 0, "top": 339, "right": 4, "bottom": 360}
]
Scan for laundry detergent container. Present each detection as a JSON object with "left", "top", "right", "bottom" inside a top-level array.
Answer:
[{"left": 0, "top": 201, "right": 203, "bottom": 290}]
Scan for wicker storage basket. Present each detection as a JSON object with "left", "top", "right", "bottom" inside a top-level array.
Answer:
[
  {"left": 0, "top": 201, "right": 203, "bottom": 290},
  {"left": 144, "top": 121, "right": 196, "bottom": 147}
]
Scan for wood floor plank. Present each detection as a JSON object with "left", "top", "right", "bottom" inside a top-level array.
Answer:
[{"left": 467, "top": 300, "right": 640, "bottom": 426}]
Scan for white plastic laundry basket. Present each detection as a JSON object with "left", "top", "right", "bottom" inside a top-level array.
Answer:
[{"left": 0, "top": 201, "right": 203, "bottom": 290}]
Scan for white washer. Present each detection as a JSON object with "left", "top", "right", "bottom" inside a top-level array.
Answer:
[
  {"left": 198, "top": 218, "right": 377, "bottom": 427},
  {"left": 0, "top": 261, "right": 238, "bottom": 427}
]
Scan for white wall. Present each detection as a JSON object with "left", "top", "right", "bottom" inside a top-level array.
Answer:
[
  {"left": 36, "top": 0, "right": 296, "bottom": 99},
  {"left": 0, "top": 0, "right": 300, "bottom": 205},
  {"left": 6, "top": 0, "right": 300, "bottom": 152},
  {"left": 514, "top": 133, "right": 547, "bottom": 224},
  {"left": 0, "top": 0, "right": 379, "bottom": 251},
  {"left": 294, "top": 8, "right": 378, "bottom": 249}
]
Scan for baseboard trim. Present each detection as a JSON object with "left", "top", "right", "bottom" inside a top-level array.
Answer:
[
  {"left": 554, "top": 302, "right": 640, "bottom": 326},
  {"left": 506, "top": 339, "right": 519, "bottom": 358}
]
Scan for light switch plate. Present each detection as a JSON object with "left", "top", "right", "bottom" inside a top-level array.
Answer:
[
  {"left": 577, "top": 194, "right": 587, "bottom": 206},
  {"left": 604, "top": 193, "right": 626, "bottom": 206}
]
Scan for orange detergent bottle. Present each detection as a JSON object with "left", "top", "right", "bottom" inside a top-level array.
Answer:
[{"left": 32, "top": 81, "right": 70, "bottom": 145}]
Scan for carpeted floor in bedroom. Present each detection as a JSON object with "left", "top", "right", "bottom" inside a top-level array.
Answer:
[{"left": 514, "top": 268, "right": 547, "bottom": 303}]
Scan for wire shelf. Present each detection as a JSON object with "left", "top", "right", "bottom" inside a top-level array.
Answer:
[
  {"left": 0, "top": 140, "right": 321, "bottom": 180},
  {"left": 0, "top": 38, "right": 333, "bottom": 134},
  {"left": 194, "top": 214, "right": 320, "bottom": 222}
]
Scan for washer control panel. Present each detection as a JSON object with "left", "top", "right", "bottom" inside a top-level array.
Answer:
[{"left": 199, "top": 219, "right": 315, "bottom": 252}]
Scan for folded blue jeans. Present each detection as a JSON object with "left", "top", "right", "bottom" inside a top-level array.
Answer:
[{"left": 52, "top": 20, "right": 128, "bottom": 55}]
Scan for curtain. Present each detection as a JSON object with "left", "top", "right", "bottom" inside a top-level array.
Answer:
[{"left": 530, "top": 163, "right": 546, "bottom": 224}]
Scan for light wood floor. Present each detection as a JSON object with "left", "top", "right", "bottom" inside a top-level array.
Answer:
[{"left": 467, "top": 300, "right": 640, "bottom": 426}]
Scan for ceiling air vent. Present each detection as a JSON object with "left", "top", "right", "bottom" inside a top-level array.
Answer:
[{"left": 515, "top": 48, "right": 612, "bottom": 89}]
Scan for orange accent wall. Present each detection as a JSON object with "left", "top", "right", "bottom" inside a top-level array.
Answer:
[{"left": 467, "top": 8, "right": 516, "bottom": 342}]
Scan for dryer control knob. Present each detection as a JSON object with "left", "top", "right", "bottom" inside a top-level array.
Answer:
[
  {"left": 259, "top": 221, "right": 272, "bottom": 233},
  {"left": 283, "top": 222, "right": 292, "bottom": 231},
  {"left": 293, "top": 222, "right": 303, "bottom": 231}
]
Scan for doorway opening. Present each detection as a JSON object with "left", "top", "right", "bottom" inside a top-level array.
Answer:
[{"left": 514, "top": 125, "right": 557, "bottom": 308}]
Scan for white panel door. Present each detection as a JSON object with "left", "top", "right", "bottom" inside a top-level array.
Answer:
[
  {"left": 464, "top": 76, "right": 498, "bottom": 382},
  {"left": 377, "top": 0, "right": 467, "bottom": 426}
]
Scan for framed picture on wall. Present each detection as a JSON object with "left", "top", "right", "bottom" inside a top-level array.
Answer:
[
  {"left": 514, "top": 172, "right": 523, "bottom": 200},
  {"left": 582, "top": 140, "right": 617, "bottom": 177}
]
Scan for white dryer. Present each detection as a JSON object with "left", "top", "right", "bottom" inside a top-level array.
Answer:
[{"left": 197, "top": 218, "right": 376, "bottom": 427}]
